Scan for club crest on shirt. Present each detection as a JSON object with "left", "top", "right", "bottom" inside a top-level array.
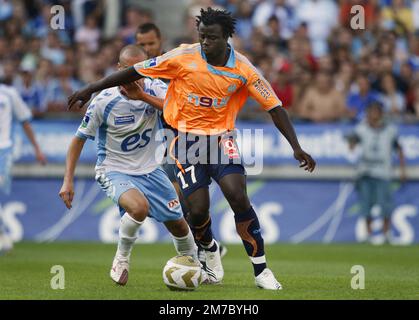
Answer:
[{"left": 80, "top": 114, "right": 90, "bottom": 128}]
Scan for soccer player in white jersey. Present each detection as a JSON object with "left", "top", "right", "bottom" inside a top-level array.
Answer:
[
  {"left": 59, "top": 45, "right": 198, "bottom": 285},
  {"left": 0, "top": 83, "right": 46, "bottom": 254}
]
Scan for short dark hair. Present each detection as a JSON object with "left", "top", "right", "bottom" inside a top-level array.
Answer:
[
  {"left": 196, "top": 7, "right": 236, "bottom": 38},
  {"left": 367, "top": 100, "right": 384, "bottom": 112},
  {"left": 137, "top": 23, "right": 161, "bottom": 38}
]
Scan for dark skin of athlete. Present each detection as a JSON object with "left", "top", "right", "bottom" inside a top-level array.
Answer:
[{"left": 68, "top": 22, "right": 316, "bottom": 225}]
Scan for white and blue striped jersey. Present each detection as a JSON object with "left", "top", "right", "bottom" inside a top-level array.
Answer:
[
  {"left": 353, "top": 120, "right": 399, "bottom": 180},
  {"left": 76, "top": 79, "right": 167, "bottom": 175},
  {"left": 0, "top": 84, "right": 32, "bottom": 150}
]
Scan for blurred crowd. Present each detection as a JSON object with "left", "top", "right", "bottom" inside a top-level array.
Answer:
[{"left": 1, "top": 0, "right": 419, "bottom": 124}]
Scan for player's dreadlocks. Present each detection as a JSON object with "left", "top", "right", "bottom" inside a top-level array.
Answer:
[{"left": 196, "top": 7, "right": 236, "bottom": 38}]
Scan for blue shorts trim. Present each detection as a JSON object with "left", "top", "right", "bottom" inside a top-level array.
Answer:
[{"left": 95, "top": 167, "right": 183, "bottom": 222}]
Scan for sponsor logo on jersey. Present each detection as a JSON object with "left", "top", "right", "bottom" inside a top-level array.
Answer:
[
  {"left": 143, "top": 58, "right": 157, "bottom": 69},
  {"left": 114, "top": 115, "right": 135, "bottom": 125},
  {"left": 80, "top": 114, "right": 90, "bottom": 128},
  {"left": 187, "top": 93, "right": 230, "bottom": 108},
  {"left": 252, "top": 78, "right": 271, "bottom": 100},
  {"left": 121, "top": 128, "right": 152, "bottom": 152}
]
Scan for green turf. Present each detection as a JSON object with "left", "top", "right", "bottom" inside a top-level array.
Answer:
[{"left": 0, "top": 242, "right": 418, "bottom": 300}]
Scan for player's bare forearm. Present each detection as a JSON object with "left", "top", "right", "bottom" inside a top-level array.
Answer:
[
  {"left": 269, "top": 107, "right": 316, "bottom": 172},
  {"left": 60, "top": 137, "right": 86, "bottom": 209},
  {"left": 22, "top": 121, "right": 47, "bottom": 165},
  {"left": 68, "top": 67, "right": 143, "bottom": 110},
  {"left": 63, "top": 137, "right": 86, "bottom": 183},
  {"left": 22, "top": 121, "right": 40, "bottom": 151},
  {"left": 142, "top": 95, "right": 164, "bottom": 110},
  {"left": 269, "top": 107, "right": 301, "bottom": 150},
  {"left": 120, "top": 82, "right": 164, "bottom": 111}
]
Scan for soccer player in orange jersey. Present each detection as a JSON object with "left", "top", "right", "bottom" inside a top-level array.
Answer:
[
  {"left": 68, "top": 8, "right": 315, "bottom": 290},
  {"left": 135, "top": 22, "right": 228, "bottom": 267}
]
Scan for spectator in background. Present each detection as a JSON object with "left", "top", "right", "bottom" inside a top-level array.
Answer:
[
  {"left": 41, "top": 32, "right": 65, "bottom": 65},
  {"left": 119, "top": 6, "right": 153, "bottom": 44},
  {"left": 407, "top": 34, "right": 419, "bottom": 72},
  {"left": 381, "top": 0, "right": 414, "bottom": 36},
  {"left": 295, "top": 0, "right": 339, "bottom": 57},
  {"left": 74, "top": 14, "right": 101, "bottom": 53},
  {"left": 291, "top": 64, "right": 313, "bottom": 112},
  {"left": 347, "top": 73, "right": 382, "bottom": 121},
  {"left": 252, "top": 0, "right": 296, "bottom": 40},
  {"left": 262, "top": 15, "right": 288, "bottom": 51},
  {"left": 45, "top": 64, "right": 82, "bottom": 113},
  {"left": 297, "top": 71, "right": 348, "bottom": 122},
  {"left": 335, "top": 61, "right": 354, "bottom": 96},
  {"left": 271, "top": 62, "right": 294, "bottom": 112},
  {"left": 234, "top": 0, "right": 254, "bottom": 44},
  {"left": 379, "top": 72, "right": 406, "bottom": 117},
  {"left": 13, "top": 61, "right": 46, "bottom": 118},
  {"left": 347, "top": 102, "right": 406, "bottom": 244},
  {"left": 136, "top": 23, "right": 163, "bottom": 58}
]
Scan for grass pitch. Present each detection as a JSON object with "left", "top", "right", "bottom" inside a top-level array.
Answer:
[{"left": 0, "top": 242, "right": 418, "bottom": 300}]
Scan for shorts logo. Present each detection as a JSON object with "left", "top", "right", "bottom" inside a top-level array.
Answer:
[
  {"left": 168, "top": 199, "right": 180, "bottom": 209},
  {"left": 143, "top": 58, "right": 157, "bottom": 69},
  {"left": 114, "top": 115, "right": 135, "bottom": 125},
  {"left": 221, "top": 138, "right": 240, "bottom": 159}
]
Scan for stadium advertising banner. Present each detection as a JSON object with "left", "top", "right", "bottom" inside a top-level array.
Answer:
[
  {"left": 12, "top": 120, "right": 419, "bottom": 165},
  {"left": 1, "top": 179, "right": 418, "bottom": 244}
]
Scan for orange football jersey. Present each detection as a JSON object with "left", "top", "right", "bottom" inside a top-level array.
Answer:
[{"left": 134, "top": 43, "right": 282, "bottom": 135}]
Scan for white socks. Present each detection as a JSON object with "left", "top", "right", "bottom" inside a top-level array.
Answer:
[
  {"left": 172, "top": 229, "right": 198, "bottom": 260},
  {"left": 116, "top": 213, "right": 143, "bottom": 260}
]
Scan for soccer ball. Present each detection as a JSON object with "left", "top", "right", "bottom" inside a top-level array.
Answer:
[{"left": 162, "top": 255, "right": 202, "bottom": 291}]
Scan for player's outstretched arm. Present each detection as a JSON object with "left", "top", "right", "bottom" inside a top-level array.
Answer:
[
  {"left": 21, "top": 121, "right": 47, "bottom": 165},
  {"left": 59, "top": 137, "right": 86, "bottom": 209},
  {"left": 68, "top": 67, "right": 143, "bottom": 110},
  {"left": 269, "top": 107, "right": 316, "bottom": 172},
  {"left": 120, "top": 81, "right": 164, "bottom": 111}
]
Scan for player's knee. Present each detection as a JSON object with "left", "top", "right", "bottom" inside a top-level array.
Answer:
[
  {"left": 188, "top": 201, "right": 209, "bottom": 216},
  {"left": 225, "top": 191, "right": 250, "bottom": 213},
  {"left": 188, "top": 203, "right": 209, "bottom": 219},
  {"left": 127, "top": 197, "right": 149, "bottom": 222}
]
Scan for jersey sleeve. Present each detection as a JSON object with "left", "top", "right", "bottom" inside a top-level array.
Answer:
[
  {"left": 134, "top": 48, "right": 183, "bottom": 80},
  {"left": 75, "top": 98, "right": 103, "bottom": 140},
  {"left": 146, "top": 79, "right": 168, "bottom": 99},
  {"left": 10, "top": 88, "right": 32, "bottom": 122},
  {"left": 246, "top": 69, "right": 282, "bottom": 111}
]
